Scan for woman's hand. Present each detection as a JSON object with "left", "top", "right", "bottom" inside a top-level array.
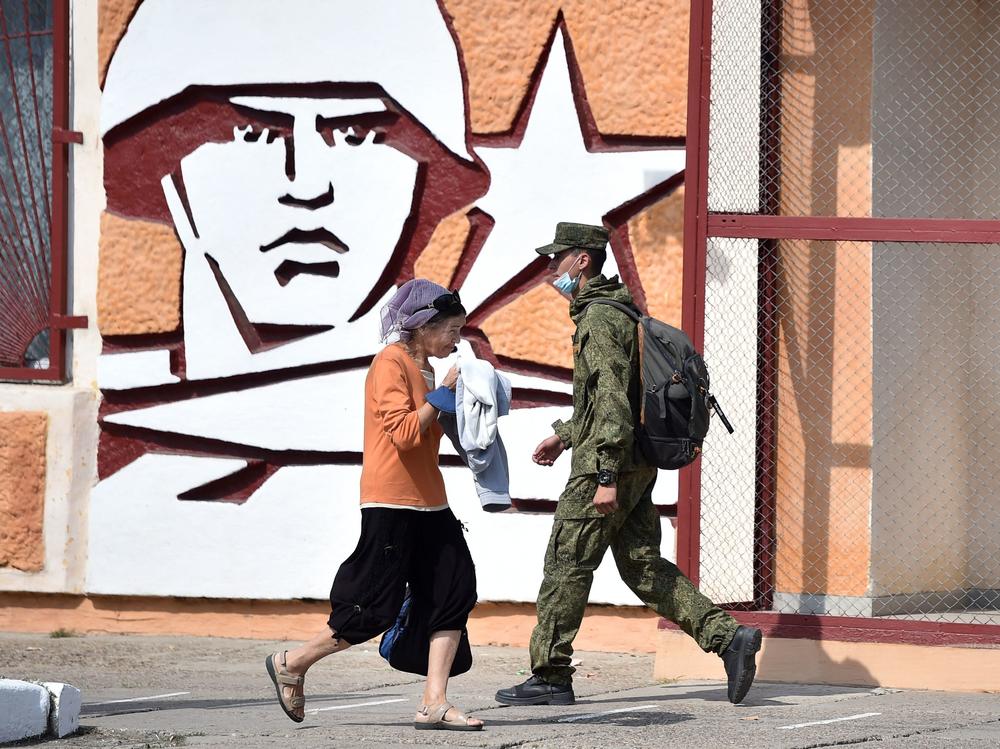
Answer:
[{"left": 442, "top": 365, "right": 459, "bottom": 390}]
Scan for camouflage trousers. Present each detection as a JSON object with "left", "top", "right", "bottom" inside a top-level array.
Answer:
[{"left": 529, "top": 469, "right": 739, "bottom": 685}]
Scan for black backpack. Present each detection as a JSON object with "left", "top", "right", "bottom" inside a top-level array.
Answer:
[{"left": 584, "top": 300, "right": 733, "bottom": 469}]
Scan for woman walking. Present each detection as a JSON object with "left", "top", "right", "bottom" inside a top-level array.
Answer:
[{"left": 265, "top": 279, "right": 482, "bottom": 731}]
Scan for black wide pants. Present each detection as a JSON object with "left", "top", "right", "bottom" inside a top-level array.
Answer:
[{"left": 328, "top": 507, "right": 477, "bottom": 645}]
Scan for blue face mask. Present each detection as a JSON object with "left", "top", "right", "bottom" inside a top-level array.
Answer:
[{"left": 552, "top": 259, "right": 582, "bottom": 298}]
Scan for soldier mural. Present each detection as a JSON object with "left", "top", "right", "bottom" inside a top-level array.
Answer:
[{"left": 90, "top": 0, "right": 685, "bottom": 602}]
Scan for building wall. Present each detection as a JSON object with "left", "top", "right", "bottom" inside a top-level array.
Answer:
[
  {"left": 0, "top": 0, "right": 104, "bottom": 596},
  {"left": 0, "top": 0, "right": 693, "bottom": 611},
  {"left": 967, "top": 3, "right": 1000, "bottom": 596},
  {"left": 696, "top": 0, "right": 762, "bottom": 605},
  {"left": 870, "top": 0, "right": 1000, "bottom": 604},
  {"left": 702, "top": 0, "right": 875, "bottom": 609}
]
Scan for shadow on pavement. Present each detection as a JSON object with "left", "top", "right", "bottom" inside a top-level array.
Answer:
[
  {"left": 351, "top": 712, "right": 697, "bottom": 730},
  {"left": 82, "top": 692, "right": 407, "bottom": 717}
]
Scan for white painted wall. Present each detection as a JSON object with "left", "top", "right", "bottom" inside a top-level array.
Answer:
[
  {"left": 705, "top": 0, "right": 762, "bottom": 214},
  {"left": 698, "top": 237, "right": 758, "bottom": 604},
  {"left": 86, "top": 439, "right": 676, "bottom": 605},
  {"left": 75, "top": 0, "right": 685, "bottom": 607},
  {"left": 699, "top": 0, "right": 762, "bottom": 604},
  {"left": 0, "top": 0, "right": 102, "bottom": 595}
]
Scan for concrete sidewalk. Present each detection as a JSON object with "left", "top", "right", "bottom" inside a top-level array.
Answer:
[{"left": 1, "top": 632, "right": 998, "bottom": 748}]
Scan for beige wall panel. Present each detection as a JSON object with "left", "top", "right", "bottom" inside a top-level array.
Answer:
[
  {"left": 0, "top": 413, "right": 48, "bottom": 572},
  {"left": 481, "top": 284, "right": 574, "bottom": 369},
  {"left": 656, "top": 628, "right": 1000, "bottom": 692},
  {"left": 97, "top": 212, "right": 183, "bottom": 336}
]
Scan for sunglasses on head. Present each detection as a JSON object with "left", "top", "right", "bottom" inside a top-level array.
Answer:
[{"left": 418, "top": 290, "right": 462, "bottom": 313}]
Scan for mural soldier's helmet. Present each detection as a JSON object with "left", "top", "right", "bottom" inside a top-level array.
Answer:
[
  {"left": 99, "top": 0, "right": 488, "bottom": 330},
  {"left": 100, "top": 0, "right": 473, "bottom": 163}
]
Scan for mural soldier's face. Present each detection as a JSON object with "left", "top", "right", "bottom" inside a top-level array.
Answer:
[{"left": 174, "top": 95, "right": 419, "bottom": 328}]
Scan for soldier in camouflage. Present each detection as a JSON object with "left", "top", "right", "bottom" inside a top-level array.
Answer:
[{"left": 495, "top": 222, "right": 762, "bottom": 707}]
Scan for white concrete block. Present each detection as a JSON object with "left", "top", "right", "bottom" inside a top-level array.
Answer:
[
  {"left": 42, "top": 682, "right": 82, "bottom": 738},
  {"left": 0, "top": 679, "right": 49, "bottom": 744}
]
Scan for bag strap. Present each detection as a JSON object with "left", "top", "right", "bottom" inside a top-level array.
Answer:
[{"left": 582, "top": 298, "right": 642, "bottom": 321}]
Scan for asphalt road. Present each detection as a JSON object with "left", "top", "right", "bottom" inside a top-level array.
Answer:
[{"left": 2, "top": 632, "right": 999, "bottom": 748}]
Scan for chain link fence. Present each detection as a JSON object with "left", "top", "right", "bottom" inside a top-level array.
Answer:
[
  {"left": 707, "top": 0, "right": 1000, "bottom": 219},
  {"left": 699, "top": 235, "right": 1000, "bottom": 626},
  {"left": 698, "top": 0, "right": 1000, "bottom": 626}
]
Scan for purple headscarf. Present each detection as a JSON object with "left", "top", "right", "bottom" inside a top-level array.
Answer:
[{"left": 379, "top": 279, "right": 450, "bottom": 342}]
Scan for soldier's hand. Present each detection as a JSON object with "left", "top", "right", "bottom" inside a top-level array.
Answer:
[
  {"left": 593, "top": 484, "right": 618, "bottom": 515},
  {"left": 532, "top": 435, "right": 566, "bottom": 466}
]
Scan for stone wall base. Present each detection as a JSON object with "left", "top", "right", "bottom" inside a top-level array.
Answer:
[
  {"left": 0, "top": 593, "right": 660, "bottom": 653},
  {"left": 654, "top": 627, "right": 1000, "bottom": 693}
]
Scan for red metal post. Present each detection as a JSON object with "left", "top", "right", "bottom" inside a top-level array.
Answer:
[
  {"left": 708, "top": 214, "right": 1000, "bottom": 243},
  {"left": 660, "top": 612, "right": 1000, "bottom": 647},
  {"left": 751, "top": 0, "right": 783, "bottom": 611},
  {"left": 47, "top": 0, "right": 70, "bottom": 381},
  {"left": 678, "top": 0, "right": 714, "bottom": 585}
]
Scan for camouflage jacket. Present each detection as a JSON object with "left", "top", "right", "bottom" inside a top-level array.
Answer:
[{"left": 552, "top": 275, "right": 648, "bottom": 478}]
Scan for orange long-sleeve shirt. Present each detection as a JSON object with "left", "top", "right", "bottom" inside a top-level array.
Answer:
[{"left": 359, "top": 344, "right": 447, "bottom": 508}]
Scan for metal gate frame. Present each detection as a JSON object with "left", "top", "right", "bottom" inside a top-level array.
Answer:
[
  {"left": 678, "top": 0, "right": 1000, "bottom": 645},
  {"left": 0, "top": 0, "right": 85, "bottom": 383}
]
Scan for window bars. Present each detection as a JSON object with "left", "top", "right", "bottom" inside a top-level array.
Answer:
[{"left": 0, "top": 0, "right": 77, "bottom": 382}]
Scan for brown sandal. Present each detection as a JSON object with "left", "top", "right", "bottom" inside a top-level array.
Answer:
[
  {"left": 413, "top": 702, "right": 483, "bottom": 731},
  {"left": 265, "top": 651, "right": 305, "bottom": 723}
]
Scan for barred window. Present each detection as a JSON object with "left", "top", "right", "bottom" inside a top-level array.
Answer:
[{"left": 0, "top": 0, "right": 71, "bottom": 382}]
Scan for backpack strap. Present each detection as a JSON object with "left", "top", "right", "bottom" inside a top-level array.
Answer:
[{"left": 581, "top": 299, "right": 642, "bottom": 321}]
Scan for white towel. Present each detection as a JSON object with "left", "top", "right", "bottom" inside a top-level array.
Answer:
[{"left": 457, "top": 358, "right": 511, "bottom": 452}]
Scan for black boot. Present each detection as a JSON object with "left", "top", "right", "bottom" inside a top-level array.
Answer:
[
  {"left": 720, "top": 625, "right": 762, "bottom": 704},
  {"left": 495, "top": 675, "right": 576, "bottom": 706}
]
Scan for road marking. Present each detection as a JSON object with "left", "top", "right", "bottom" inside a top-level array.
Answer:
[
  {"left": 307, "top": 698, "right": 408, "bottom": 714},
  {"left": 558, "top": 704, "right": 658, "bottom": 723},
  {"left": 91, "top": 691, "right": 190, "bottom": 705},
  {"left": 778, "top": 712, "right": 882, "bottom": 730}
]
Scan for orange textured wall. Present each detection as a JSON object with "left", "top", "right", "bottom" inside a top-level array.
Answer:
[
  {"left": 98, "top": 0, "right": 136, "bottom": 86},
  {"left": 0, "top": 594, "right": 659, "bottom": 652},
  {"left": 778, "top": 0, "right": 873, "bottom": 217},
  {"left": 774, "top": 240, "right": 872, "bottom": 598},
  {"left": 0, "top": 412, "right": 48, "bottom": 572},
  {"left": 444, "top": 0, "right": 688, "bottom": 136},
  {"left": 770, "top": 0, "right": 874, "bottom": 598},
  {"left": 630, "top": 186, "right": 685, "bottom": 327},
  {"left": 97, "top": 212, "right": 183, "bottom": 336},
  {"left": 413, "top": 210, "right": 473, "bottom": 287}
]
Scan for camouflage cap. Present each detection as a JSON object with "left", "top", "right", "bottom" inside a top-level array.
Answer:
[{"left": 534, "top": 222, "right": 610, "bottom": 256}]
